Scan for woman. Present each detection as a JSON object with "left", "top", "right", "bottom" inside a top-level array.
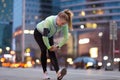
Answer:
[{"left": 34, "top": 9, "right": 73, "bottom": 80}]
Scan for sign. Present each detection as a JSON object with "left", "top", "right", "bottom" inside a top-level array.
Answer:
[{"left": 109, "top": 21, "right": 117, "bottom": 40}]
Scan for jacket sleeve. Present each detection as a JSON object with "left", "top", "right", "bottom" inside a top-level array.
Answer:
[
  {"left": 58, "top": 25, "right": 69, "bottom": 48},
  {"left": 42, "top": 37, "right": 51, "bottom": 49},
  {"left": 42, "top": 18, "right": 51, "bottom": 49}
]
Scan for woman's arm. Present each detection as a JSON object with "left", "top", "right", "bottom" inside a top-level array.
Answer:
[
  {"left": 58, "top": 25, "right": 69, "bottom": 48},
  {"left": 42, "top": 18, "right": 51, "bottom": 49}
]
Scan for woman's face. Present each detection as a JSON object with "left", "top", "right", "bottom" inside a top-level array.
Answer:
[{"left": 56, "top": 16, "right": 67, "bottom": 26}]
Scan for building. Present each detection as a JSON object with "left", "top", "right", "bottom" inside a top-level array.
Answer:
[
  {"left": 60, "top": 0, "right": 120, "bottom": 60},
  {"left": 0, "top": 0, "right": 13, "bottom": 52},
  {"left": 52, "top": 0, "right": 61, "bottom": 14},
  {"left": 61, "top": 0, "right": 120, "bottom": 29}
]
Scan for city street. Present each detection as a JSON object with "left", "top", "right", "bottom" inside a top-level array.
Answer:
[{"left": 0, "top": 67, "right": 120, "bottom": 80}]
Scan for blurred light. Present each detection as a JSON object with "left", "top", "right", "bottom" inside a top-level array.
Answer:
[
  {"left": 93, "top": 10, "right": 96, "bottom": 14},
  {"left": 26, "top": 61, "right": 32, "bottom": 67},
  {"left": 114, "top": 58, "right": 117, "bottom": 62},
  {"left": 47, "top": 59, "right": 51, "bottom": 63},
  {"left": 13, "top": 30, "right": 22, "bottom": 37},
  {"left": 24, "top": 30, "right": 34, "bottom": 34},
  {"left": 86, "top": 23, "right": 97, "bottom": 29},
  {"left": 80, "top": 11, "right": 85, "bottom": 16},
  {"left": 4, "top": 54, "right": 12, "bottom": 58},
  {"left": 79, "top": 38, "right": 90, "bottom": 44},
  {"left": 0, "top": 48, "right": 2, "bottom": 53},
  {"left": 114, "top": 58, "right": 120, "bottom": 62},
  {"left": 67, "top": 58, "right": 73, "bottom": 65},
  {"left": 24, "top": 30, "right": 29, "bottom": 34},
  {"left": 89, "top": 47, "right": 98, "bottom": 58},
  {"left": 86, "top": 22, "right": 92, "bottom": 28},
  {"left": 103, "top": 56, "right": 108, "bottom": 60},
  {"left": 10, "top": 50, "right": 15, "bottom": 55},
  {"left": 92, "top": 23, "right": 97, "bottom": 28},
  {"left": 107, "top": 62, "right": 111, "bottom": 67},
  {"left": 0, "top": 58, "right": 5, "bottom": 62},
  {"left": 26, "top": 48, "right": 31, "bottom": 53},
  {"left": 10, "top": 63, "right": 20, "bottom": 68},
  {"left": 6, "top": 47, "right": 10, "bottom": 51},
  {"left": 98, "top": 62, "right": 102, "bottom": 66},
  {"left": 98, "top": 32, "right": 103, "bottom": 37},
  {"left": 69, "top": 61, "right": 73, "bottom": 65},
  {"left": 67, "top": 58, "right": 72, "bottom": 62},
  {"left": 26, "top": 56, "right": 32, "bottom": 61},
  {"left": 117, "top": 58, "right": 120, "bottom": 62},
  {"left": 80, "top": 25, "right": 85, "bottom": 29},
  {"left": 29, "top": 30, "right": 34, "bottom": 34},
  {"left": 97, "top": 9, "right": 104, "bottom": 15},
  {"left": 36, "top": 59, "right": 40, "bottom": 64},
  {"left": 25, "top": 53, "right": 30, "bottom": 56},
  {"left": 87, "top": 62, "right": 93, "bottom": 66}
]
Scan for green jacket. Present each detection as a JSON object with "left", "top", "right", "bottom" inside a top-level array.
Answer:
[{"left": 36, "top": 15, "right": 69, "bottom": 49}]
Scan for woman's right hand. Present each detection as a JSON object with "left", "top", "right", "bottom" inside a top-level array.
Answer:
[{"left": 49, "top": 45, "right": 58, "bottom": 51}]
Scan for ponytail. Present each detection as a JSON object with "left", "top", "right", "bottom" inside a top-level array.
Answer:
[
  {"left": 63, "top": 9, "right": 73, "bottom": 30},
  {"left": 58, "top": 9, "right": 74, "bottom": 30}
]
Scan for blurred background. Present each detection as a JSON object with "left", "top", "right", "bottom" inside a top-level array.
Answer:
[{"left": 0, "top": 0, "right": 120, "bottom": 70}]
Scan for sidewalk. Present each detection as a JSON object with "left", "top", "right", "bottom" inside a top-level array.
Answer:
[{"left": 0, "top": 67, "right": 120, "bottom": 80}]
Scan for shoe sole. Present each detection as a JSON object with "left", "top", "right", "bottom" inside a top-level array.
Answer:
[{"left": 57, "top": 68, "right": 67, "bottom": 80}]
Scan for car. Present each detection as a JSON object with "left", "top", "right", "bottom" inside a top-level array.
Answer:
[{"left": 73, "top": 56, "right": 102, "bottom": 69}]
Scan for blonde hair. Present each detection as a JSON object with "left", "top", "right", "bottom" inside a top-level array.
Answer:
[{"left": 58, "top": 9, "right": 74, "bottom": 30}]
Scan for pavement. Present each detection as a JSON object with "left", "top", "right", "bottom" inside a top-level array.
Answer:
[{"left": 0, "top": 67, "right": 120, "bottom": 80}]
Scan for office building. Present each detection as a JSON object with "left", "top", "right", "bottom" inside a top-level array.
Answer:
[
  {"left": 61, "top": 0, "right": 120, "bottom": 28},
  {"left": 0, "top": 0, "right": 13, "bottom": 51},
  {"left": 60, "top": 0, "right": 120, "bottom": 60}
]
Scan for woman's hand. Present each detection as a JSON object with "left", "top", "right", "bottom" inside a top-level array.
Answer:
[{"left": 49, "top": 45, "right": 58, "bottom": 51}]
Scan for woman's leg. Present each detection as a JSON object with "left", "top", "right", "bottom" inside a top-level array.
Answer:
[
  {"left": 48, "top": 37, "right": 67, "bottom": 80},
  {"left": 34, "top": 29, "right": 47, "bottom": 73},
  {"left": 48, "top": 37, "right": 60, "bottom": 73}
]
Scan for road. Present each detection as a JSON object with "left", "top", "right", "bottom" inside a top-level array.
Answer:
[{"left": 0, "top": 67, "right": 120, "bottom": 80}]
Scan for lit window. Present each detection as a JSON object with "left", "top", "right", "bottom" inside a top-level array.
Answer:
[
  {"left": 93, "top": 10, "right": 96, "bottom": 14},
  {"left": 80, "top": 11, "right": 85, "bottom": 16},
  {"left": 97, "top": 9, "right": 104, "bottom": 15},
  {"left": 79, "top": 38, "right": 90, "bottom": 44},
  {"left": 92, "top": 23, "right": 97, "bottom": 28},
  {"left": 89, "top": 47, "right": 98, "bottom": 58}
]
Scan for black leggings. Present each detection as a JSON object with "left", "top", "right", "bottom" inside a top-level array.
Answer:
[{"left": 34, "top": 28, "right": 59, "bottom": 73}]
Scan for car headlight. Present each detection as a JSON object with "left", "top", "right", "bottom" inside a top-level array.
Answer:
[{"left": 87, "top": 62, "right": 93, "bottom": 66}]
